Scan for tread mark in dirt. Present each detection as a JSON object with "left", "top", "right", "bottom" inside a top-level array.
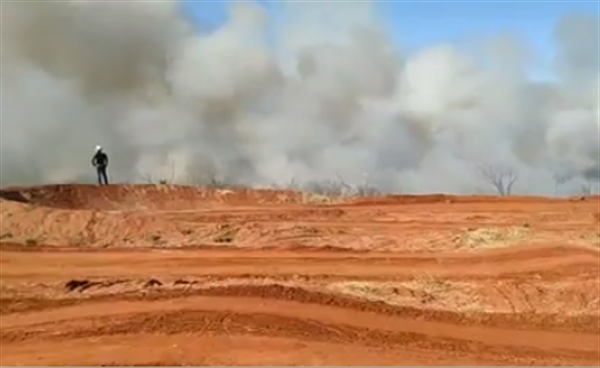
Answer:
[
  {"left": 492, "top": 283, "right": 517, "bottom": 313},
  {"left": 82, "top": 212, "right": 99, "bottom": 245},
  {"left": 0, "top": 309, "right": 594, "bottom": 364},
  {"left": 514, "top": 281, "right": 534, "bottom": 313},
  {"left": 3, "top": 284, "right": 598, "bottom": 334}
]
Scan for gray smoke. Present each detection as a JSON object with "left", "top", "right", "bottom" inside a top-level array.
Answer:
[{"left": 1, "top": 0, "right": 598, "bottom": 195}]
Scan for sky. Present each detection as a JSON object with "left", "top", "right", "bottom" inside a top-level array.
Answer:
[{"left": 180, "top": 0, "right": 599, "bottom": 80}]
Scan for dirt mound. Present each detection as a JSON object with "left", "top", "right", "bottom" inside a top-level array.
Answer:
[
  {"left": 350, "top": 194, "right": 600, "bottom": 206},
  {"left": 2, "top": 188, "right": 599, "bottom": 365},
  {"left": 1, "top": 282, "right": 597, "bottom": 365},
  {"left": 4, "top": 184, "right": 596, "bottom": 211},
  {"left": 0, "top": 184, "right": 304, "bottom": 210},
  {"left": 1, "top": 306, "right": 591, "bottom": 361}
]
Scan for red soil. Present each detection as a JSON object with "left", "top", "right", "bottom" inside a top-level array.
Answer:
[{"left": 0, "top": 184, "right": 598, "bottom": 365}]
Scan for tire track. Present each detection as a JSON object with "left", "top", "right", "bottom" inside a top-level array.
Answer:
[
  {"left": 1, "top": 245, "right": 597, "bottom": 281},
  {"left": 2, "top": 185, "right": 598, "bottom": 365},
  {"left": 2, "top": 285, "right": 598, "bottom": 334},
  {"left": 1, "top": 309, "right": 596, "bottom": 366}
]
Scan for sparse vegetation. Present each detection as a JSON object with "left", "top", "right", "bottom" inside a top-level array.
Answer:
[
  {"left": 213, "top": 224, "right": 238, "bottom": 243},
  {"left": 331, "top": 281, "right": 399, "bottom": 302},
  {"left": 149, "top": 234, "right": 163, "bottom": 245},
  {"left": 553, "top": 172, "right": 572, "bottom": 195},
  {"left": 408, "top": 273, "right": 452, "bottom": 304},
  {"left": 138, "top": 160, "right": 176, "bottom": 185},
  {"left": 0, "top": 232, "right": 13, "bottom": 240},
  {"left": 459, "top": 226, "right": 531, "bottom": 250},
  {"left": 411, "top": 273, "right": 451, "bottom": 291},
  {"left": 126, "top": 165, "right": 600, "bottom": 200},
  {"left": 25, "top": 238, "right": 38, "bottom": 247},
  {"left": 586, "top": 232, "right": 600, "bottom": 249},
  {"left": 214, "top": 234, "right": 234, "bottom": 243},
  {"left": 301, "top": 192, "right": 340, "bottom": 205},
  {"left": 297, "top": 177, "right": 382, "bottom": 197},
  {"left": 194, "top": 174, "right": 240, "bottom": 189},
  {"left": 477, "top": 163, "right": 518, "bottom": 196},
  {"left": 578, "top": 178, "right": 598, "bottom": 196},
  {"left": 68, "top": 235, "right": 85, "bottom": 247},
  {"left": 330, "top": 277, "right": 482, "bottom": 312}
]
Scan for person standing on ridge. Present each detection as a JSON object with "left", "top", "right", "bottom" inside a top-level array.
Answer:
[{"left": 91, "top": 145, "right": 109, "bottom": 185}]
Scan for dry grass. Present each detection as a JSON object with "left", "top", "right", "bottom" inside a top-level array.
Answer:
[
  {"left": 400, "top": 273, "right": 484, "bottom": 312},
  {"left": 300, "top": 192, "right": 347, "bottom": 205},
  {"left": 548, "top": 230, "right": 600, "bottom": 249},
  {"left": 586, "top": 232, "right": 600, "bottom": 249},
  {"left": 329, "top": 281, "right": 397, "bottom": 301},
  {"left": 458, "top": 226, "right": 531, "bottom": 251},
  {"left": 328, "top": 276, "right": 484, "bottom": 313},
  {"left": 406, "top": 273, "right": 453, "bottom": 294}
]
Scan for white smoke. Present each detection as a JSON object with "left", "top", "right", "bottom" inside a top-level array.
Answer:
[{"left": 1, "top": 0, "right": 598, "bottom": 195}]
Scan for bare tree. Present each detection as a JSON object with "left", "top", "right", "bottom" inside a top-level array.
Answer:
[
  {"left": 138, "top": 172, "right": 172, "bottom": 185},
  {"left": 477, "top": 164, "right": 518, "bottom": 196},
  {"left": 553, "top": 172, "right": 572, "bottom": 195},
  {"left": 282, "top": 174, "right": 382, "bottom": 197},
  {"left": 579, "top": 182, "right": 592, "bottom": 196},
  {"left": 302, "top": 179, "right": 350, "bottom": 197},
  {"left": 138, "top": 162, "right": 175, "bottom": 185},
  {"left": 138, "top": 172, "right": 154, "bottom": 184},
  {"left": 579, "top": 178, "right": 597, "bottom": 196},
  {"left": 354, "top": 173, "right": 382, "bottom": 196}
]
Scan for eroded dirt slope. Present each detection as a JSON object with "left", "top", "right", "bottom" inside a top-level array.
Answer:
[{"left": 1, "top": 184, "right": 599, "bottom": 365}]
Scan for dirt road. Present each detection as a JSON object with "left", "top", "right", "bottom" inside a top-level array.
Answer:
[{"left": 1, "top": 185, "right": 598, "bottom": 365}]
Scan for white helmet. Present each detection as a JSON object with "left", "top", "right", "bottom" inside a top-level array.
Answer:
[{"left": 95, "top": 145, "right": 102, "bottom": 152}]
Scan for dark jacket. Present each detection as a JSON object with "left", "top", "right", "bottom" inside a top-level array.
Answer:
[{"left": 92, "top": 151, "right": 109, "bottom": 168}]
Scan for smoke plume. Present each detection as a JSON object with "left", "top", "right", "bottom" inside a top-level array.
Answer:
[{"left": 1, "top": 0, "right": 598, "bottom": 195}]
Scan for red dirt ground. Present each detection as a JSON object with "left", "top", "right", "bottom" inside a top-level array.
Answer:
[{"left": 0, "top": 184, "right": 599, "bottom": 366}]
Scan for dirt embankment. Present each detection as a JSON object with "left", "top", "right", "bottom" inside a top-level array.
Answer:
[{"left": 1, "top": 184, "right": 598, "bottom": 365}]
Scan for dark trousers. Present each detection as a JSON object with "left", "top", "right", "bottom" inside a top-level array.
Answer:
[{"left": 96, "top": 166, "right": 109, "bottom": 185}]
